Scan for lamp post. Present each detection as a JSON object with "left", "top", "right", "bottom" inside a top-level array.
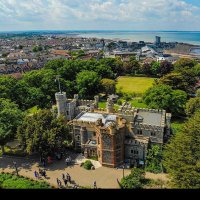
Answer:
[
  {"left": 55, "top": 75, "right": 62, "bottom": 94},
  {"left": 13, "top": 161, "right": 18, "bottom": 176},
  {"left": 122, "top": 163, "right": 125, "bottom": 178}
]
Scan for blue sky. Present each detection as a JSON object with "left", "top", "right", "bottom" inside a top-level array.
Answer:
[{"left": 0, "top": 0, "right": 200, "bottom": 31}]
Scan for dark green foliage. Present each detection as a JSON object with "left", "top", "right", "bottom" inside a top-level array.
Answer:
[
  {"left": 163, "top": 111, "right": 200, "bottom": 188},
  {"left": 32, "top": 46, "right": 43, "bottom": 52},
  {"left": 143, "top": 84, "right": 187, "bottom": 116},
  {"left": 0, "top": 99, "right": 24, "bottom": 153},
  {"left": 17, "top": 109, "right": 71, "bottom": 157},
  {"left": 158, "top": 68, "right": 198, "bottom": 93},
  {"left": 123, "top": 56, "right": 140, "bottom": 75},
  {"left": 186, "top": 97, "right": 200, "bottom": 116},
  {"left": 0, "top": 173, "right": 51, "bottom": 189},
  {"left": 145, "top": 145, "right": 163, "bottom": 174},
  {"left": 76, "top": 70, "right": 101, "bottom": 99},
  {"left": 150, "top": 61, "right": 160, "bottom": 76},
  {"left": 0, "top": 76, "right": 17, "bottom": 100},
  {"left": 174, "top": 58, "right": 197, "bottom": 69},
  {"left": 159, "top": 61, "right": 174, "bottom": 76},
  {"left": 83, "top": 160, "right": 94, "bottom": 170},
  {"left": 140, "top": 63, "right": 152, "bottom": 76},
  {"left": 120, "top": 168, "right": 146, "bottom": 189},
  {"left": 100, "top": 78, "right": 116, "bottom": 95}
]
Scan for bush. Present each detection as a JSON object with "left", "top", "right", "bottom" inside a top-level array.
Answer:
[
  {"left": 120, "top": 168, "right": 146, "bottom": 189},
  {"left": 83, "top": 160, "right": 94, "bottom": 170},
  {"left": 117, "top": 99, "right": 123, "bottom": 105}
]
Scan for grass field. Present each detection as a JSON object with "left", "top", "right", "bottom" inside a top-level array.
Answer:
[
  {"left": 116, "top": 76, "right": 155, "bottom": 95},
  {"left": 171, "top": 118, "right": 186, "bottom": 134},
  {"left": 98, "top": 98, "right": 147, "bottom": 110}
]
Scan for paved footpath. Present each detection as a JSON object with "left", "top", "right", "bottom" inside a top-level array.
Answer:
[
  {"left": 0, "top": 155, "right": 169, "bottom": 189},
  {"left": 0, "top": 155, "right": 131, "bottom": 189}
]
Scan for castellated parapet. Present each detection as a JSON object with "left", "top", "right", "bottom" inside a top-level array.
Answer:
[
  {"left": 55, "top": 92, "right": 67, "bottom": 118},
  {"left": 54, "top": 91, "right": 172, "bottom": 168}
]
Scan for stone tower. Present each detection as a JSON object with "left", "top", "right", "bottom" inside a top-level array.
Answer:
[
  {"left": 55, "top": 92, "right": 67, "bottom": 118},
  {"left": 94, "top": 95, "right": 99, "bottom": 109},
  {"left": 106, "top": 98, "right": 114, "bottom": 113},
  {"left": 166, "top": 113, "right": 172, "bottom": 136}
]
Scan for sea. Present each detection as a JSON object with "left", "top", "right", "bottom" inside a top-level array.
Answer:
[
  {"left": 1, "top": 30, "right": 200, "bottom": 53},
  {"left": 77, "top": 30, "right": 200, "bottom": 46},
  {"left": 1, "top": 30, "right": 200, "bottom": 45}
]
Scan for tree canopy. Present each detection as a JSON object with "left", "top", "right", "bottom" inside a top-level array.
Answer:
[
  {"left": 163, "top": 110, "right": 200, "bottom": 189},
  {"left": 143, "top": 84, "right": 187, "bottom": 116},
  {"left": 76, "top": 70, "right": 101, "bottom": 99},
  {"left": 0, "top": 98, "right": 24, "bottom": 153},
  {"left": 185, "top": 97, "right": 200, "bottom": 116},
  {"left": 17, "top": 109, "right": 71, "bottom": 157},
  {"left": 120, "top": 168, "right": 146, "bottom": 189}
]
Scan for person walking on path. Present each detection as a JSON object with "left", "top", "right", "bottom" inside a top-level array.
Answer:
[
  {"left": 62, "top": 173, "right": 65, "bottom": 180},
  {"left": 68, "top": 175, "right": 71, "bottom": 184},
  {"left": 93, "top": 181, "right": 97, "bottom": 189},
  {"left": 57, "top": 178, "right": 62, "bottom": 188},
  {"left": 64, "top": 179, "right": 68, "bottom": 187},
  {"left": 34, "top": 171, "right": 38, "bottom": 179},
  {"left": 43, "top": 170, "right": 47, "bottom": 179}
]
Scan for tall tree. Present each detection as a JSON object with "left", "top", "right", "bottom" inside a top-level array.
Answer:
[
  {"left": 163, "top": 111, "right": 200, "bottom": 188},
  {"left": 185, "top": 97, "right": 200, "bottom": 116},
  {"left": 159, "top": 61, "right": 174, "bottom": 76},
  {"left": 0, "top": 99, "right": 23, "bottom": 154},
  {"left": 76, "top": 70, "right": 101, "bottom": 99},
  {"left": 17, "top": 110, "right": 71, "bottom": 157},
  {"left": 101, "top": 78, "right": 116, "bottom": 95},
  {"left": 145, "top": 145, "right": 163, "bottom": 174},
  {"left": 143, "top": 84, "right": 187, "bottom": 116},
  {"left": 120, "top": 168, "right": 146, "bottom": 189},
  {"left": 174, "top": 58, "right": 197, "bottom": 70}
]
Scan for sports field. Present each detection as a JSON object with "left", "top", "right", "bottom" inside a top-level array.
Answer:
[{"left": 116, "top": 76, "right": 155, "bottom": 95}]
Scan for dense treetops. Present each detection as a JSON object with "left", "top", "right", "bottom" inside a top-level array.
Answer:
[
  {"left": 17, "top": 109, "right": 71, "bottom": 157},
  {"left": 143, "top": 84, "right": 187, "bottom": 116},
  {"left": 163, "top": 110, "right": 200, "bottom": 189},
  {"left": 0, "top": 98, "right": 24, "bottom": 154}
]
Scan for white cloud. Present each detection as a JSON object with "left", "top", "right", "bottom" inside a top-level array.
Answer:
[{"left": 0, "top": 0, "right": 200, "bottom": 30}]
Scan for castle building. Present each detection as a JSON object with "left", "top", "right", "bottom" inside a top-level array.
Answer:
[{"left": 55, "top": 92, "right": 171, "bottom": 168}]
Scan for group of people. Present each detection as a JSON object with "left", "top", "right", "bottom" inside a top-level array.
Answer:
[
  {"left": 56, "top": 173, "right": 73, "bottom": 188},
  {"left": 34, "top": 168, "right": 47, "bottom": 179}
]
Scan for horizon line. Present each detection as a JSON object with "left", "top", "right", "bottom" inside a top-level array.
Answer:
[{"left": 1, "top": 29, "right": 200, "bottom": 33}]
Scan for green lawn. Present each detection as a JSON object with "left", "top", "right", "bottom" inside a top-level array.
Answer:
[
  {"left": 98, "top": 98, "right": 147, "bottom": 110},
  {"left": 130, "top": 98, "right": 148, "bottom": 108},
  {"left": 171, "top": 118, "right": 186, "bottom": 134},
  {"left": 116, "top": 76, "right": 155, "bottom": 95},
  {"left": 98, "top": 102, "right": 119, "bottom": 110},
  {"left": 26, "top": 106, "right": 41, "bottom": 116}
]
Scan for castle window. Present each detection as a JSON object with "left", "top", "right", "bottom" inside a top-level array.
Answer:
[
  {"left": 131, "top": 150, "right": 134, "bottom": 154},
  {"left": 137, "top": 130, "right": 142, "bottom": 135},
  {"left": 93, "top": 132, "right": 96, "bottom": 137},
  {"left": 77, "top": 136, "right": 80, "bottom": 140},
  {"left": 67, "top": 111, "right": 69, "bottom": 115},
  {"left": 134, "top": 150, "right": 139, "bottom": 155},
  {"left": 151, "top": 132, "right": 156, "bottom": 136}
]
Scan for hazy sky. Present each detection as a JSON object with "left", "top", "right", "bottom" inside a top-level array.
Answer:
[{"left": 0, "top": 0, "right": 200, "bottom": 31}]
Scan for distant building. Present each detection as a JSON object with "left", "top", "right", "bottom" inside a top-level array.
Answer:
[{"left": 155, "top": 36, "right": 161, "bottom": 46}]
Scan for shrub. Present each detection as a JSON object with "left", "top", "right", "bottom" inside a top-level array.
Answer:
[
  {"left": 117, "top": 99, "right": 123, "bottom": 105},
  {"left": 83, "top": 160, "right": 93, "bottom": 170},
  {"left": 120, "top": 168, "right": 146, "bottom": 189}
]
